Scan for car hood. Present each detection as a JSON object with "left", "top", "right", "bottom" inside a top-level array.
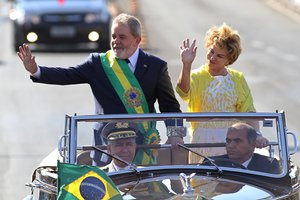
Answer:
[
  {"left": 16, "top": 0, "right": 108, "bottom": 14},
  {"left": 118, "top": 177, "right": 275, "bottom": 200},
  {"left": 111, "top": 169, "right": 278, "bottom": 200},
  {"left": 195, "top": 180, "right": 272, "bottom": 200}
]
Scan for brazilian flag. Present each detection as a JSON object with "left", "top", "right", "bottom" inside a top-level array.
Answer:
[{"left": 57, "top": 161, "right": 123, "bottom": 200}]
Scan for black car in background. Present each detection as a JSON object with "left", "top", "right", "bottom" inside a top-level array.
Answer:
[{"left": 9, "top": 0, "right": 111, "bottom": 51}]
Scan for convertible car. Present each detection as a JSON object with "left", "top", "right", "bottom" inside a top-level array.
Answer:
[{"left": 24, "top": 111, "right": 300, "bottom": 199}]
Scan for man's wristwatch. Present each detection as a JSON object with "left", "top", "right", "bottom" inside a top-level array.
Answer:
[{"left": 167, "top": 126, "right": 187, "bottom": 137}]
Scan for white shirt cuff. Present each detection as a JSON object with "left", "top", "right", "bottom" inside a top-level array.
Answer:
[{"left": 31, "top": 66, "right": 41, "bottom": 78}]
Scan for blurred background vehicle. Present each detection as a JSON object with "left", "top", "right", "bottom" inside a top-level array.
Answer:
[{"left": 9, "top": 0, "right": 112, "bottom": 52}]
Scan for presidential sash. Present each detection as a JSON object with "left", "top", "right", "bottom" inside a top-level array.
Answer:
[{"left": 100, "top": 50, "right": 160, "bottom": 164}]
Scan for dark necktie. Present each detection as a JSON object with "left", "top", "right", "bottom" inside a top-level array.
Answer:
[{"left": 125, "top": 59, "right": 130, "bottom": 64}]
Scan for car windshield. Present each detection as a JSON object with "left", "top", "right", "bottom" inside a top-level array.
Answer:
[{"left": 63, "top": 112, "right": 286, "bottom": 177}]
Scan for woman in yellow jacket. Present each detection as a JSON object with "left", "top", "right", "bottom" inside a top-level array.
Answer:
[{"left": 176, "top": 23, "right": 267, "bottom": 163}]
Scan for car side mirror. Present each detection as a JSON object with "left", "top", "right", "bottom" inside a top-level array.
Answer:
[{"left": 287, "top": 131, "right": 297, "bottom": 156}]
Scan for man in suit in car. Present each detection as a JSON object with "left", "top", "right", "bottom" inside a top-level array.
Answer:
[
  {"left": 17, "top": 13, "right": 183, "bottom": 165},
  {"left": 211, "top": 122, "right": 281, "bottom": 174}
]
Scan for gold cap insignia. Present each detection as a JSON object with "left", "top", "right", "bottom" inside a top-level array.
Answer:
[{"left": 115, "top": 122, "right": 129, "bottom": 129}]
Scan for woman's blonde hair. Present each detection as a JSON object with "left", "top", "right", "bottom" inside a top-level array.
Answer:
[{"left": 205, "top": 23, "right": 242, "bottom": 65}]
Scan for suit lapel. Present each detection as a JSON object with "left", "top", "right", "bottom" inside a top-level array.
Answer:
[
  {"left": 247, "top": 154, "right": 262, "bottom": 171},
  {"left": 134, "top": 49, "right": 148, "bottom": 81}
]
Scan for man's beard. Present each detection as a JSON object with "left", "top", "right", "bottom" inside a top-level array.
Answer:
[{"left": 114, "top": 44, "right": 135, "bottom": 59}]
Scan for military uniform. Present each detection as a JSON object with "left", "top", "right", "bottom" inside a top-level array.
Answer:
[{"left": 101, "top": 122, "right": 137, "bottom": 173}]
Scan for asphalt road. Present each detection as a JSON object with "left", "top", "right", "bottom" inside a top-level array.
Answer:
[{"left": 0, "top": 0, "right": 300, "bottom": 199}]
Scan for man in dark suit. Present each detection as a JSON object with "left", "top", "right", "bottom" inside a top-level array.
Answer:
[
  {"left": 211, "top": 122, "right": 281, "bottom": 174},
  {"left": 17, "top": 13, "right": 182, "bottom": 165}
]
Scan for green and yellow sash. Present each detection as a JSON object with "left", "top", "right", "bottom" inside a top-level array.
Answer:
[{"left": 100, "top": 50, "right": 160, "bottom": 165}]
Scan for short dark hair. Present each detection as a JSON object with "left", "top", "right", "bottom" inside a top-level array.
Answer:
[{"left": 227, "top": 123, "right": 257, "bottom": 144}]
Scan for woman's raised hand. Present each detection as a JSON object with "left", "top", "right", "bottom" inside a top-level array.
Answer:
[{"left": 180, "top": 38, "right": 197, "bottom": 66}]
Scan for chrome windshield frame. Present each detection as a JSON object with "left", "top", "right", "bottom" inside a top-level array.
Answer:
[{"left": 60, "top": 111, "right": 289, "bottom": 176}]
